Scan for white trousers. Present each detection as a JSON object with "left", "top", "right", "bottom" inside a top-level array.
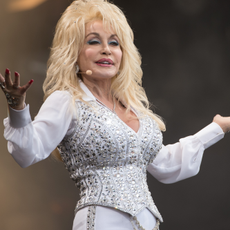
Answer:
[{"left": 73, "top": 206, "right": 157, "bottom": 230}]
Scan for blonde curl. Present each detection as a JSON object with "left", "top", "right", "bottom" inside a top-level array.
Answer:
[{"left": 44, "top": 0, "right": 165, "bottom": 160}]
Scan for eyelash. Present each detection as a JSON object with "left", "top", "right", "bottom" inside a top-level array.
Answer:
[
  {"left": 109, "top": 41, "right": 119, "bottom": 46},
  {"left": 87, "top": 39, "right": 119, "bottom": 46},
  {"left": 87, "top": 40, "right": 100, "bottom": 45}
]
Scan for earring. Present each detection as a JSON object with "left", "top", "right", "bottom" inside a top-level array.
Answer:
[{"left": 76, "top": 64, "right": 79, "bottom": 74}]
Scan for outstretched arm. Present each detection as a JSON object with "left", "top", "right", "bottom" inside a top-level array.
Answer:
[
  {"left": 148, "top": 121, "right": 225, "bottom": 184},
  {"left": 1, "top": 69, "right": 74, "bottom": 168}
]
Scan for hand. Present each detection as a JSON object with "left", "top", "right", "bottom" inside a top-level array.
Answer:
[
  {"left": 213, "top": 114, "right": 230, "bottom": 133},
  {"left": 0, "top": 68, "right": 33, "bottom": 110}
]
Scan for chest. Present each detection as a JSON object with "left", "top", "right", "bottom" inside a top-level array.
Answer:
[
  {"left": 96, "top": 98, "right": 140, "bottom": 133},
  {"left": 59, "top": 101, "right": 162, "bottom": 170},
  {"left": 114, "top": 105, "right": 139, "bottom": 133}
]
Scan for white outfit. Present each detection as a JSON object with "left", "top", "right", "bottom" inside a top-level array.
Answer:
[{"left": 3, "top": 81, "right": 224, "bottom": 230}]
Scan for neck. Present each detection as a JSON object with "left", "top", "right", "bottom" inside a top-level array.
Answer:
[{"left": 83, "top": 77, "right": 113, "bottom": 102}]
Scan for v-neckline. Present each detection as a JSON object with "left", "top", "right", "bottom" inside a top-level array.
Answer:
[
  {"left": 115, "top": 109, "right": 141, "bottom": 135},
  {"left": 80, "top": 81, "right": 141, "bottom": 134},
  {"left": 95, "top": 99, "right": 141, "bottom": 135}
]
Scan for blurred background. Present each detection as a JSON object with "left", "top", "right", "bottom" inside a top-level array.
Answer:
[{"left": 0, "top": 0, "right": 230, "bottom": 229}]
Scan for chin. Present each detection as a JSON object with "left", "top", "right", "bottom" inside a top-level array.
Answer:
[{"left": 93, "top": 71, "right": 117, "bottom": 79}]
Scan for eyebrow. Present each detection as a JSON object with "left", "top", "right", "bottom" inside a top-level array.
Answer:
[{"left": 85, "top": 32, "right": 118, "bottom": 39}]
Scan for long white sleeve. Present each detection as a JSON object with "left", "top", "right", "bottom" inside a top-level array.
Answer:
[
  {"left": 147, "top": 122, "right": 224, "bottom": 184},
  {"left": 3, "top": 91, "right": 73, "bottom": 168}
]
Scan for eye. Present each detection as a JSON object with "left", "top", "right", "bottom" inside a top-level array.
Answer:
[
  {"left": 87, "top": 39, "right": 101, "bottom": 45},
  {"left": 109, "top": 40, "right": 119, "bottom": 46}
]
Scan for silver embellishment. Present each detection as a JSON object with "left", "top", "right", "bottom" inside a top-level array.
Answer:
[
  {"left": 95, "top": 98, "right": 116, "bottom": 113},
  {"left": 0, "top": 82, "right": 5, "bottom": 89},
  {"left": 58, "top": 101, "right": 163, "bottom": 221},
  {"left": 130, "top": 216, "right": 160, "bottom": 230},
  {"left": 5, "top": 92, "right": 18, "bottom": 106},
  {"left": 87, "top": 205, "right": 96, "bottom": 230}
]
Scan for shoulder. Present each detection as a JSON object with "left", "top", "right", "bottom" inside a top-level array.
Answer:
[
  {"left": 45, "top": 90, "right": 72, "bottom": 104},
  {"left": 39, "top": 91, "right": 74, "bottom": 114},
  {"left": 47, "top": 90, "right": 72, "bottom": 99}
]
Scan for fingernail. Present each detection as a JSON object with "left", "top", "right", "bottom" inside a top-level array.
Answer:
[
  {"left": 29, "top": 79, "right": 34, "bottom": 84},
  {"left": 15, "top": 71, "right": 19, "bottom": 77},
  {"left": 5, "top": 68, "right": 10, "bottom": 74}
]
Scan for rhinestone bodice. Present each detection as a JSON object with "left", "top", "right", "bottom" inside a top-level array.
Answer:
[{"left": 58, "top": 101, "right": 163, "bottom": 221}]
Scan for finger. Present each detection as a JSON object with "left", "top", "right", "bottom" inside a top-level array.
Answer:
[
  {"left": 4, "top": 68, "right": 13, "bottom": 87},
  {"left": 0, "top": 73, "right": 5, "bottom": 83},
  {"left": 13, "top": 71, "right": 20, "bottom": 88},
  {"left": 0, "top": 73, "right": 6, "bottom": 90},
  {"left": 21, "top": 79, "right": 34, "bottom": 94}
]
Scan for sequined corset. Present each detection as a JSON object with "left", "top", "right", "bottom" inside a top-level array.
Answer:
[{"left": 58, "top": 101, "right": 163, "bottom": 222}]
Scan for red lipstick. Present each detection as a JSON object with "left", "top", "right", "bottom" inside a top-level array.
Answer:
[{"left": 96, "top": 58, "right": 114, "bottom": 67}]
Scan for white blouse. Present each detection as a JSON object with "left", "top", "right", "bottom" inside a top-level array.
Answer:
[{"left": 3, "top": 81, "right": 225, "bottom": 230}]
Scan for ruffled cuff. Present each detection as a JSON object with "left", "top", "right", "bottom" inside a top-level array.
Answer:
[
  {"left": 194, "top": 122, "right": 224, "bottom": 149},
  {"left": 147, "top": 122, "right": 225, "bottom": 184},
  {"left": 8, "top": 104, "right": 32, "bottom": 128}
]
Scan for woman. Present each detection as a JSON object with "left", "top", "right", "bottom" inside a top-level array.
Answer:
[{"left": 0, "top": 0, "right": 229, "bottom": 229}]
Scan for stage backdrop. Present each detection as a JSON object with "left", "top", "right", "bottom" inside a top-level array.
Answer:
[{"left": 0, "top": 0, "right": 230, "bottom": 229}]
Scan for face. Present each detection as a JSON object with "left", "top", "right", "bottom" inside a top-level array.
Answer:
[{"left": 77, "top": 20, "right": 122, "bottom": 82}]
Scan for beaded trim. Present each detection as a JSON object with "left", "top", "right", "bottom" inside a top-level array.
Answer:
[
  {"left": 87, "top": 205, "right": 96, "bottom": 230},
  {"left": 58, "top": 101, "right": 163, "bottom": 220},
  {"left": 130, "top": 216, "right": 160, "bottom": 230}
]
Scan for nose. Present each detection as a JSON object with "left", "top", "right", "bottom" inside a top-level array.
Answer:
[{"left": 101, "top": 44, "right": 111, "bottom": 55}]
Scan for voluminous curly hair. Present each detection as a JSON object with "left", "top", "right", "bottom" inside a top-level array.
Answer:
[{"left": 43, "top": 0, "right": 165, "bottom": 131}]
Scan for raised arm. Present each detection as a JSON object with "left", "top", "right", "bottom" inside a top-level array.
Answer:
[
  {"left": 1, "top": 69, "right": 74, "bottom": 168},
  {"left": 147, "top": 121, "right": 225, "bottom": 184}
]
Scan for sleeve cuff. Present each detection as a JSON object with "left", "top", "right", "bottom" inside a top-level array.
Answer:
[
  {"left": 194, "top": 122, "right": 224, "bottom": 149},
  {"left": 8, "top": 104, "right": 32, "bottom": 128}
]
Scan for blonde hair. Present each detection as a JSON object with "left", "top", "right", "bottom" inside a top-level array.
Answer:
[{"left": 44, "top": 0, "right": 165, "bottom": 159}]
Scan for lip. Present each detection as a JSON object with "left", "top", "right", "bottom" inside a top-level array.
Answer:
[{"left": 95, "top": 58, "right": 114, "bottom": 65}]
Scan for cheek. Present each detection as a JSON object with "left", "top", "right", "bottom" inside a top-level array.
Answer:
[
  {"left": 84, "top": 48, "right": 97, "bottom": 60},
  {"left": 116, "top": 50, "right": 123, "bottom": 64},
  {"left": 78, "top": 48, "right": 95, "bottom": 69}
]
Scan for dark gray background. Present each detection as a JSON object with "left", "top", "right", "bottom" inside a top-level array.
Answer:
[{"left": 0, "top": 0, "right": 230, "bottom": 229}]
